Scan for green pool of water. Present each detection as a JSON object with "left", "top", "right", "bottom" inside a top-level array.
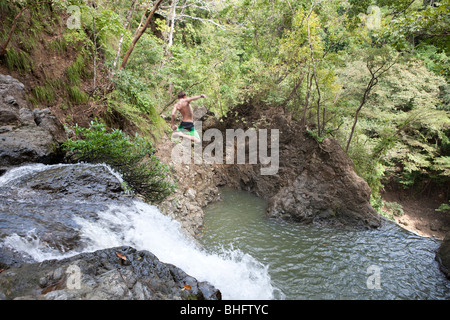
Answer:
[{"left": 200, "top": 187, "right": 450, "bottom": 299}]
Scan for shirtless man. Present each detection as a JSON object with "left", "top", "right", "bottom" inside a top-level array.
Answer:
[{"left": 171, "top": 91, "right": 206, "bottom": 144}]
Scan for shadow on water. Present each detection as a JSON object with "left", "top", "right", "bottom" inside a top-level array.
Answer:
[{"left": 200, "top": 187, "right": 450, "bottom": 300}]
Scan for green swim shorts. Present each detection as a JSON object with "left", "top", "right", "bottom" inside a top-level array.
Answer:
[{"left": 177, "top": 121, "right": 200, "bottom": 140}]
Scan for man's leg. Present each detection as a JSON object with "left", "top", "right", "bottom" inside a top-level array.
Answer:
[
  {"left": 189, "top": 128, "right": 201, "bottom": 144},
  {"left": 172, "top": 128, "right": 200, "bottom": 144}
]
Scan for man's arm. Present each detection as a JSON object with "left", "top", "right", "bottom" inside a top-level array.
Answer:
[
  {"left": 186, "top": 94, "right": 206, "bottom": 103},
  {"left": 171, "top": 105, "right": 178, "bottom": 130}
]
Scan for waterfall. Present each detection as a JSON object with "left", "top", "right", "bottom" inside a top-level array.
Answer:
[{"left": 0, "top": 163, "right": 276, "bottom": 300}]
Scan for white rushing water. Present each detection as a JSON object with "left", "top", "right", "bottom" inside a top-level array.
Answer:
[
  {"left": 0, "top": 163, "right": 277, "bottom": 300},
  {"left": 74, "top": 201, "right": 277, "bottom": 299}
]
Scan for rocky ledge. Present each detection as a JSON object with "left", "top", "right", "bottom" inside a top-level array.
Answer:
[
  {"left": 0, "top": 74, "right": 66, "bottom": 168},
  {"left": 0, "top": 246, "right": 221, "bottom": 300}
]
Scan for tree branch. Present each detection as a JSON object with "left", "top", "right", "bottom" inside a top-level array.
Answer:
[
  {"left": 120, "top": 0, "right": 165, "bottom": 70},
  {"left": 345, "top": 55, "right": 398, "bottom": 153},
  {"left": 392, "top": 0, "right": 416, "bottom": 18},
  {"left": 0, "top": 1, "right": 53, "bottom": 56},
  {"left": 177, "top": 14, "right": 227, "bottom": 29}
]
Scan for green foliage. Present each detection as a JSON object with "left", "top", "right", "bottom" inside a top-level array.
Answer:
[
  {"left": 63, "top": 27, "right": 94, "bottom": 53},
  {"left": 415, "top": 44, "right": 450, "bottom": 80},
  {"left": 113, "top": 69, "right": 167, "bottom": 139},
  {"left": 62, "top": 119, "right": 175, "bottom": 203},
  {"left": 32, "top": 83, "right": 56, "bottom": 105},
  {"left": 336, "top": 49, "right": 449, "bottom": 193},
  {"left": 382, "top": 201, "right": 404, "bottom": 220},
  {"left": 376, "top": 0, "right": 450, "bottom": 53},
  {"left": 306, "top": 129, "right": 326, "bottom": 143},
  {"left": 80, "top": 4, "right": 125, "bottom": 63},
  {"left": 345, "top": 131, "right": 387, "bottom": 200},
  {"left": 49, "top": 37, "right": 68, "bottom": 54},
  {"left": 384, "top": 201, "right": 404, "bottom": 216},
  {"left": 66, "top": 54, "right": 88, "bottom": 85},
  {"left": 436, "top": 201, "right": 450, "bottom": 214}
]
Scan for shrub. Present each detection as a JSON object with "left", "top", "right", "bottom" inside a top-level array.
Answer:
[
  {"left": 5, "top": 47, "right": 33, "bottom": 72},
  {"left": 62, "top": 119, "right": 175, "bottom": 203},
  {"left": 383, "top": 201, "right": 404, "bottom": 218},
  {"left": 32, "top": 84, "right": 55, "bottom": 104},
  {"left": 436, "top": 201, "right": 450, "bottom": 214}
]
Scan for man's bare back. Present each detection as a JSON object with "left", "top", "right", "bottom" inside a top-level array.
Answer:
[
  {"left": 171, "top": 91, "right": 206, "bottom": 130},
  {"left": 173, "top": 98, "right": 194, "bottom": 123},
  {"left": 171, "top": 91, "right": 206, "bottom": 143}
]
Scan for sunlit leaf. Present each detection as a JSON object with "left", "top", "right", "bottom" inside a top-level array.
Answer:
[{"left": 116, "top": 252, "right": 127, "bottom": 260}]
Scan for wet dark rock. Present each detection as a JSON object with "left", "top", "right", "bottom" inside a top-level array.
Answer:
[
  {"left": 0, "top": 74, "right": 66, "bottom": 166},
  {"left": 436, "top": 231, "right": 450, "bottom": 279},
  {"left": 0, "top": 164, "right": 130, "bottom": 263},
  {"left": 0, "top": 246, "right": 221, "bottom": 300},
  {"left": 7, "top": 164, "right": 126, "bottom": 201}
]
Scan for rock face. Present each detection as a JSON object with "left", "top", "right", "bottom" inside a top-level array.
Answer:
[
  {"left": 436, "top": 231, "right": 450, "bottom": 279},
  {"left": 0, "top": 74, "right": 66, "bottom": 167},
  {"left": 266, "top": 137, "right": 381, "bottom": 228},
  {"left": 156, "top": 108, "right": 221, "bottom": 237},
  {"left": 215, "top": 103, "right": 382, "bottom": 229},
  {"left": 0, "top": 164, "right": 131, "bottom": 264},
  {"left": 157, "top": 145, "right": 221, "bottom": 237},
  {"left": 0, "top": 246, "right": 221, "bottom": 300}
]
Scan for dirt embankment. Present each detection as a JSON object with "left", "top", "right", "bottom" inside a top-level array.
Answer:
[{"left": 381, "top": 186, "right": 450, "bottom": 240}]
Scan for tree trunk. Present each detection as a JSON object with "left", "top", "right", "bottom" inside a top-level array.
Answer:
[
  {"left": 120, "top": 0, "right": 164, "bottom": 70},
  {"left": 282, "top": 72, "right": 305, "bottom": 113},
  {"left": 167, "top": 0, "right": 178, "bottom": 47},
  {"left": 345, "top": 76, "right": 377, "bottom": 153},
  {"left": 306, "top": 5, "right": 322, "bottom": 137},
  {"left": 301, "top": 65, "right": 313, "bottom": 134},
  {"left": 134, "top": 0, "right": 153, "bottom": 36},
  {"left": 345, "top": 55, "right": 397, "bottom": 153},
  {"left": 112, "top": 0, "right": 137, "bottom": 72}
]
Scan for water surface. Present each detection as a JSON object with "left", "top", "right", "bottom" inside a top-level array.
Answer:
[{"left": 200, "top": 187, "right": 450, "bottom": 299}]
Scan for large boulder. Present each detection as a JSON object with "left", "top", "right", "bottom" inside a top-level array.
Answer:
[
  {"left": 436, "top": 231, "right": 450, "bottom": 279},
  {"left": 266, "top": 137, "right": 381, "bottom": 228},
  {"left": 0, "top": 246, "right": 221, "bottom": 300},
  {"left": 0, "top": 74, "right": 66, "bottom": 167},
  {"left": 215, "top": 104, "right": 381, "bottom": 229}
]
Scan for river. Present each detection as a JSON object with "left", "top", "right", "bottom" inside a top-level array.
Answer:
[{"left": 200, "top": 187, "right": 450, "bottom": 299}]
